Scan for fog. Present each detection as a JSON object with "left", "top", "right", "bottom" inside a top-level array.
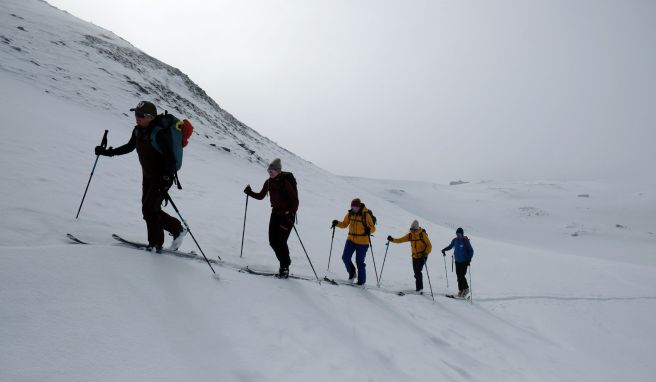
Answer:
[{"left": 48, "top": 0, "right": 656, "bottom": 182}]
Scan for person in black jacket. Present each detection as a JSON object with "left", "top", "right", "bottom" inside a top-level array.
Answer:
[
  {"left": 94, "top": 101, "right": 186, "bottom": 253},
  {"left": 244, "top": 158, "right": 299, "bottom": 278}
]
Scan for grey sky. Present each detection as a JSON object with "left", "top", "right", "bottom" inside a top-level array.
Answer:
[{"left": 48, "top": 0, "right": 656, "bottom": 182}]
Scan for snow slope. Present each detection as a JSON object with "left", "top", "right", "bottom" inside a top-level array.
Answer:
[{"left": 1, "top": 1, "right": 655, "bottom": 381}]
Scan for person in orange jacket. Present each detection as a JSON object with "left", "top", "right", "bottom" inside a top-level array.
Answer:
[
  {"left": 331, "top": 198, "right": 376, "bottom": 285},
  {"left": 387, "top": 220, "right": 432, "bottom": 292}
]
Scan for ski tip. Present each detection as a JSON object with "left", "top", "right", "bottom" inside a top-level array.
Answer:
[{"left": 66, "top": 233, "right": 88, "bottom": 244}]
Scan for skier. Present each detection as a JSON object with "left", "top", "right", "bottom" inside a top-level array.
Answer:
[
  {"left": 441, "top": 227, "right": 474, "bottom": 297},
  {"left": 331, "top": 198, "right": 376, "bottom": 285},
  {"left": 244, "top": 158, "right": 299, "bottom": 278},
  {"left": 94, "top": 101, "right": 186, "bottom": 253},
  {"left": 387, "top": 220, "right": 432, "bottom": 293}
]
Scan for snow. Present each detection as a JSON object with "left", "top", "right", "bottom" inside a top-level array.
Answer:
[{"left": 1, "top": 0, "right": 656, "bottom": 381}]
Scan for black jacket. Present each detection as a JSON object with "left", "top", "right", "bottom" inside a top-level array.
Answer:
[{"left": 112, "top": 117, "right": 174, "bottom": 179}]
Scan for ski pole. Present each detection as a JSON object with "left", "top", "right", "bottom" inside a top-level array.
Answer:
[
  {"left": 292, "top": 226, "right": 320, "bottom": 282},
  {"left": 443, "top": 254, "right": 449, "bottom": 288},
  {"left": 165, "top": 193, "right": 218, "bottom": 274},
  {"left": 240, "top": 195, "right": 249, "bottom": 258},
  {"left": 378, "top": 241, "right": 390, "bottom": 285},
  {"left": 367, "top": 235, "right": 380, "bottom": 288},
  {"left": 327, "top": 226, "right": 335, "bottom": 271},
  {"left": 423, "top": 255, "right": 435, "bottom": 301},
  {"left": 451, "top": 255, "right": 454, "bottom": 272},
  {"left": 76, "top": 130, "right": 108, "bottom": 219},
  {"left": 468, "top": 263, "right": 473, "bottom": 304}
]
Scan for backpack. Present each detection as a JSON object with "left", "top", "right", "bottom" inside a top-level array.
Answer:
[
  {"left": 463, "top": 236, "right": 474, "bottom": 258},
  {"left": 150, "top": 111, "right": 193, "bottom": 189},
  {"left": 363, "top": 204, "right": 377, "bottom": 225},
  {"left": 349, "top": 203, "right": 377, "bottom": 226},
  {"left": 279, "top": 171, "right": 297, "bottom": 195}
]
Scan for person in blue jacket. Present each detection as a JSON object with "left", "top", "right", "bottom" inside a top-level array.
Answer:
[{"left": 441, "top": 227, "right": 474, "bottom": 297}]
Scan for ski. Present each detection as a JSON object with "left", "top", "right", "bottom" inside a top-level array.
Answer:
[
  {"left": 111, "top": 234, "right": 218, "bottom": 263},
  {"left": 445, "top": 294, "right": 471, "bottom": 300},
  {"left": 66, "top": 233, "right": 89, "bottom": 244},
  {"left": 322, "top": 276, "right": 361, "bottom": 287},
  {"left": 240, "top": 266, "right": 317, "bottom": 282},
  {"left": 321, "top": 276, "right": 340, "bottom": 286},
  {"left": 397, "top": 290, "right": 424, "bottom": 296}
]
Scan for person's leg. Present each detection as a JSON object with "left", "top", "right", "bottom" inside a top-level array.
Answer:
[
  {"left": 268, "top": 214, "right": 283, "bottom": 265},
  {"left": 142, "top": 178, "right": 165, "bottom": 248},
  {"left": 354, "top": 244, "right": 368, "bottom": 285},
  {"left": 455, "top": 262, "right": 469, "bottom": 293},
  {"left": 341, "top": 240, "right": 357, "bottom": 279},
  {"left": 277, "top": 214, "right": 292, "bottom": 269},
  {"left": 412, "top": 257, "right": 425, "bottom": 291},
  {"left": 269, "top": 213, "right": 292, "bottom": 271},
  {"left": 160, "top": 210, "right": 182, "bottom": 237}
]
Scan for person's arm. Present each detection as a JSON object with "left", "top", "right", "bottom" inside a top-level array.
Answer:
[
  {"left": 391, "top": 233, "right": 410, "bottom": 244},
  {"left": 103, "top": 128, "right": 137, "bottom": 156},
  {"left": 155, "top": 127, "right": 176, "bottom": 176},
  {"left": 283, "top": 177, "right": 299, "bottom": 213},
  {"left": 247, "top": 180, "right": 269, "bottom": 200},
  {"left": 442, "top": 238, "right": 455, "bottom": 252},
  {"left": 466, "top": 239, "right": 474, "bottom": 260},
  {"left": 365, "top": 211, "right": 376, "bottom": 234},
  {"left": 336, "top": 213, "right": 350, "bottom": 229},
  {"left": 422, "top": 232, "right": 433, "bottom": 255}
]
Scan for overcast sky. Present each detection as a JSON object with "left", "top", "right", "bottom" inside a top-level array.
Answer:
[{"left": 48, "top": 0, "right": 656, "bottom": 183}]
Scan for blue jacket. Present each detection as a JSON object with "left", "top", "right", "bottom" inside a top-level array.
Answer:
[{"left": 443, "top": 236, "right": 474, "bottom": 263}]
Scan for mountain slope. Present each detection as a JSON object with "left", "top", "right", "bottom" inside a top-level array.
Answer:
[{"left": 1, "top": 0, "right": 294, "bottom": 165}]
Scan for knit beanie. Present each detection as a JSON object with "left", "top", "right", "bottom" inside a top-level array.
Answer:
[
  {"left": 268, "top": 158, "right": 282, "bottom": 172},
  {"left": 410, "top": 220, "right": 419, "bottom": 230},
  {"left": 351, "top": 198, "right": 362, "bottom": 208}
]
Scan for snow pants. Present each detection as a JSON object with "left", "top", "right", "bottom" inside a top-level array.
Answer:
[
  {"left": 455, "top": 261, "right": 470, "bottom": 291},
  {"left": 269, "top": 212, "right": 292, "bottom": 269},
  {"left": 142, "top": 177, "right": 182, "bottom": 248},
  {"left": 412, "top": 257, "right": 426, "bottom": 291},
  {"left": 342, "top": 240, "right": 368, "bottom": 284}
]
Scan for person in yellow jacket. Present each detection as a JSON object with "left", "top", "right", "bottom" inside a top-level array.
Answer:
[
  {"left": 331, "top": 198, "right": 376, "bottom": 285},
  {"left": 387, "top": 220, "right": 432, "bottom": 292}
]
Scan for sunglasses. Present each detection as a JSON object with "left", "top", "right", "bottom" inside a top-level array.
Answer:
[{"left": 135, "top": 112, "right": 152, "bottom": 118}]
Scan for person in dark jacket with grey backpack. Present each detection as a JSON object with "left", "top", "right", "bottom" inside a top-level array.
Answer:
[
  {"left": 442, "top": 227, "right": 474, "bottom": 297},
  {"left": 94, "top": 101, "right": 186, "bottom": 253}
]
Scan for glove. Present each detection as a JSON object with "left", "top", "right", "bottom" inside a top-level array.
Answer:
[
  {"left": 95, "top": 146, "right": 114, "bottom": 156},
  {"left": 387, "top": 235, "right": 393, "bottom": 242},
  {"left": 331, "top": 220, "right": 338, "bottom": 228},
  {"left": 244, "top": 185, "right": 252, "bottom": 195},
  {"left": 364, "top": 226, "right": 371, "bottom": 236},
  {"left": 441, "top": 250, "right": 446, "bottom": 256},
  {"left": 161, "top": 175, "right": 173, "bottom": 192}
]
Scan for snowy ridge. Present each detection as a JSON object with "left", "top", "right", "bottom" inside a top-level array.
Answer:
[
  {"left": 1, "top": 1, "right": 655, "bottom": 381},
  {"left": 0, "top": 0, "right": 295, "bottom": 165}
]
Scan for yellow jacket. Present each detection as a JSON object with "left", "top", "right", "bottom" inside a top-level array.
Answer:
[
  {"left": 336, "top": 207, "right": 376, "bottom": 245},
  {"left": 391, "top": 229, "right": 432, "bottom": 259}
]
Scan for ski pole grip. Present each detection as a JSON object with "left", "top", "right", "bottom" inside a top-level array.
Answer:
[{"left": 100, "top": 130, "right": 109, "bottom": 149}]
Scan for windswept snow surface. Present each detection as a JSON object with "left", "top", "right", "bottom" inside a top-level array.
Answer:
[{"left": 1, "top": 1, "right": 656, "bottom": 381}]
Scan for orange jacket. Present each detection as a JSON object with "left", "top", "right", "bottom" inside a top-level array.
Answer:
[
  {"left": 391, "top": 229, "right": 432, "bottom": 259},
  {"left": 336, "top": 207, "right": 376, "bottom": 245}
]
